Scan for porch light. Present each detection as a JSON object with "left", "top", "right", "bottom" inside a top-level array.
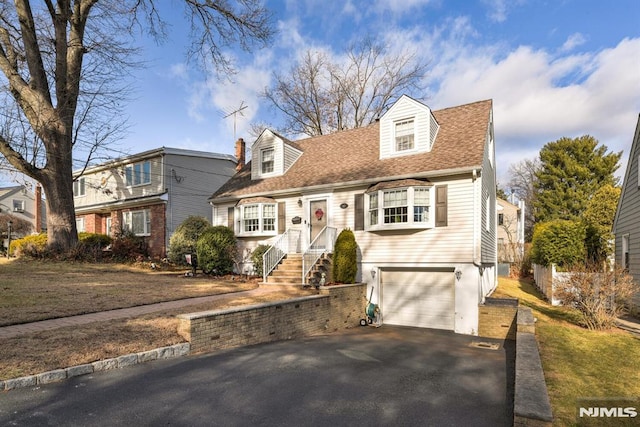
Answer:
[
  {"left": 455, "top": 269, "right": 462, "bottom": 281},
  {"left": 297, "top": 199, "right": 302, "bottom": 207},
  {"left": 371, "top": 268, "right": 376, "bottom": 280}
]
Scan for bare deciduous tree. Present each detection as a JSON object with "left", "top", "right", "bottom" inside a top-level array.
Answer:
[
  {"left": 507, "top": 157, "right": 540, "bottom": 241},
  {"left": 0, "top": 1, "right": 274, "bottom": 252},
  {"left": 263, "top": 39, "right": 428, "bottom": 137}
]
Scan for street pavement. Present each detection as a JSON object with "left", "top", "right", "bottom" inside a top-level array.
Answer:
[{"left": 0, "top": 326, "right": 514, "bottom": 427}]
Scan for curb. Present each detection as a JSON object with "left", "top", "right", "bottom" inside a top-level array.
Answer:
[{"left": 0, "top": 343, "right": 190, "bottom": 391}]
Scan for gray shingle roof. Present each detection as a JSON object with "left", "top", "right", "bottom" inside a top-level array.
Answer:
[{"left": 211, "top": 99, "right": 492, "bottom": 202}]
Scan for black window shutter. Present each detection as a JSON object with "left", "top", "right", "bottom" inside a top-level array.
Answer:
[
  {"left": 227, "top": 207, "right": 235, "bottom": 231},
  {"left": 354, "top": 194, "right": 364, "bottom": 231},
  {"left": 435, "top": 185, "right": 448, "bottom": 227},
  {"left": 278, "top": 202, "right": 286, "bottom": 234}
]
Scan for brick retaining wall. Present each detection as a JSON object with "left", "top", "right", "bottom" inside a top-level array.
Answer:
[
  {"left": 178, "top": 283, "right": 366, "bottom": 354},
  {"left": 478, "top": 297, "right": 518, "bottom": 340}
]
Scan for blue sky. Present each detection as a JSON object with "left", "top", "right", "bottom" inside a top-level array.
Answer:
[{"left": 3, "top": 0, "right": 640, "bottom": 187}]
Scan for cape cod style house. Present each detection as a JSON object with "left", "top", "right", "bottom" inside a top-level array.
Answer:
[
  {"left": 209, "top": 96, "right": 498, "bottom": 335},
  {"left": 613, "top": 114, "right": 640, "bottom": 311},
  {"left": 74, "top": 147, "right": 236, "bottom": 258}
]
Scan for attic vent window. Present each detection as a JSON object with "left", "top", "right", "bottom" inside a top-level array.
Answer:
[
  {"left": 395, "top": 119, "right": 415, "bottom": 152},
  {"left": 261, "top": 148, "right": 274, "bottom": 174}
]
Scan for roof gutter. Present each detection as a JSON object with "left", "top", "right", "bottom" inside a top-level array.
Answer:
[{"left": 210, "top": 165, "right": 483, "bottom": 204}]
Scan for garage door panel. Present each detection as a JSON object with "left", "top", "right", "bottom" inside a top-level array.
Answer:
[{"left": 382, "top": 270, "right": 454, "bottom": 330}]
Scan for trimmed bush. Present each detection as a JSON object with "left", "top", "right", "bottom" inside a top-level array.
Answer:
[
  {"left": 333, "top": 229, "right": 358, "bottom": 283},
  {"left": 196, "top": 226, "right": 236, "bottom": 275},
  {"left": 78, "top": 232, "right": 112, "bottom": 248},
  {"left": 168, "top": 216, "right": 210, "bottom": 265},
  {"left": 250, "top": 244, "right": 270, "bottom": 277},
  {"left": 530, "top": 220, "right": 586, "bottom": 268}
]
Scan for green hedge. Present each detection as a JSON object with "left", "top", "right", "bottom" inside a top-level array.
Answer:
[
  {"left": 530, "top": 220, "right": 586, "bottom": 268},
  {"left": 250, "top": 244, "right": 270, "bottom": 277},
  {"left": 333, "top": 229, "right": 358, "bottom": 283}
]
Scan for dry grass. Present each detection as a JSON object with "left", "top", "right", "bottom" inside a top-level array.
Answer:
[
  {"left": 0, "top": 258, "right": 258, "bottom": 326},
  {"left": 0, "top": 261, "right": 312, "bottom": 379}
]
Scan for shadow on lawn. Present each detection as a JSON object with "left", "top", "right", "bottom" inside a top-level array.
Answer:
[{"left": 512, "top": 277, "right": 583, "bottom": 325}]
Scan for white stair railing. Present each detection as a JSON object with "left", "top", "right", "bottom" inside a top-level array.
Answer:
[
  {"left": 302, "top": 226, "right": 337, "bottom": 285},
  {"left": 262, "top": 229, "right": 301, "bottom": 283}
]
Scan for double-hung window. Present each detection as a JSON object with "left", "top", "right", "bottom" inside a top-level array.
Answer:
[
  {"left": 125, "top": 161, "right": 151, "bottom": 187},
  {"left": 239, "top": 203, "right": 277, "bottom": 235},
  {"left": 367, "top": 186, "right": 433, "bottom": 229},
  {"left": 261, "top": 148, "right": 274, "bottom": 174},
  {"left": 73, "top": 177, "right": 85, "bottom": 197},
  {"left": 123, "top": 209, "right": 151, "bottom": 236},
  {"left": 395, "top": 119, "right": 415, "bottom": 152}
]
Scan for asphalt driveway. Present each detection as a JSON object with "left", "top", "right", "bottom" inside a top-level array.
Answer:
[{"left": 0, "top": 326, "right": 514, "bottom": 426}]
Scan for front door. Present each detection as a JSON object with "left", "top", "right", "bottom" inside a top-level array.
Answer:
[{"left": 309, "top": 199, "right": 327, "bottom": 243}]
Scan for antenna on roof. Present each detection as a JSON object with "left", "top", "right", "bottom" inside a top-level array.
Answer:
[{"left": 220, "top": 101, "right": 248, "bottom": 141}]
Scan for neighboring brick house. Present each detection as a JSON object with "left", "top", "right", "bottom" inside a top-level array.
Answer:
[
  {"left": 74, "top": 147, "right": 236, "bottom": 258},
  {"left": 496, "top": 197, "right": 525, "bottom": 264},
  {"left": 0, "top": 184, "right": 46, "bottom": 236},
  {"left": 209, "top": 95, "right": 498, "bottom": 335},
  {"left": 613, "top": 114, "right": 640, "bottom": 310}
]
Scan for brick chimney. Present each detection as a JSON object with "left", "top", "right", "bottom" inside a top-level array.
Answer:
[
  {"left": 34, "top": 184, "right": 42, "bottom": 233},
  {"left": 235, "top": 138, "right": 245, "bottom": 171}
]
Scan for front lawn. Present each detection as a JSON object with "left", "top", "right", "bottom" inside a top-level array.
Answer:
[
  {"left": 0, "top": 258, "right": 257, "bottom": 326},
  {"left": 494, "top": 277, "right": 640, "bottom": 426}
]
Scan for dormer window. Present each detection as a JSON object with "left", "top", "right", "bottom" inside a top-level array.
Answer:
[
  {"left": 395, "top": 119, "right": 415, "bottom": 152},
  {"left": 261, "top": 148, "right": 274, "bottom": 174}
]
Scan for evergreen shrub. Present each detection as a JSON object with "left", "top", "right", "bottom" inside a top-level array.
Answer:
[{"left": 333, "top": 229, "right": 358, "bottom": 283}]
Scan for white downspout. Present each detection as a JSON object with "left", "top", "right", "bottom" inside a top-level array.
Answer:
[{"left": 472, "top": 169, "right": 480, "bottom": 266}]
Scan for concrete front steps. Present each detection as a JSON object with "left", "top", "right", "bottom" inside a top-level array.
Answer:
[
  {"left": 266, "top": 253, "right": 304, "bottom": 284},
  {"left": 265, "top": 253, "right": 333, "bottom": 286}
]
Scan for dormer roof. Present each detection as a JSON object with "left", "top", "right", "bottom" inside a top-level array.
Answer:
[{"left": 211, "top": 98, "right": 493, "bottom": 202}]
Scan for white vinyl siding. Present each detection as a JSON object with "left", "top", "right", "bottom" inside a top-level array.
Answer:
[
  {"left": 379, "top": 95, "right": 439, "bottom": 159},
  {"left": 360, "top": 180, "right": 475, "bottom": 264}
]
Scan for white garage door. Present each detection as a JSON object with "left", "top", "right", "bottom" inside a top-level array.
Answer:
[{"left": 381, "top": 269, "right": 455, "bottom": 330}]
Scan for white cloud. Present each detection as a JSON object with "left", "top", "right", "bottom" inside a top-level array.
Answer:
[
  {"left": 374, "top": 0, "right": 436, "bottom": 14},
  {"left": 425, "top": 33, "right": 640, "bottom": 180},
  {"left": 560, "top": 32, "right": 587, "bottom": 52}
]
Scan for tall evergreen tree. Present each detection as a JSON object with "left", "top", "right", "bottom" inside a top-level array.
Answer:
[{"left": 533, "top": 135, "right": 621, "bottom": 223}]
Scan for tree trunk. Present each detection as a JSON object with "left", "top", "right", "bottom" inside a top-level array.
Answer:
[{"left": 39, "top": 134, "right": 78, "bottom": 252}]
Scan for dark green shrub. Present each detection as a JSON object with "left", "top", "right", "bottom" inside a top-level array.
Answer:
[
  {"left": 530, "top": 220, "right": 586, "bottom": 268},
  {"left": 333, "top": 229, "right": 358, "bottom": 283},
  {"left": 250, "top": 244, "right": 270, "bottom": 277},
  {"left": 168, "top": 216, "right": 210, "bottom": 265},
  {"left": 110, "top": 229, "right": 148, "bottom": 261},
  {"left": 196, "top": 226, "right": 236, "bottom": 275}
]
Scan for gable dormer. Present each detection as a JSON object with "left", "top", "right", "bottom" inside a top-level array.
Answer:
[
  {"left": 251, "top": 129, "right": 302, "bottom": 180},
  {"left": 379, "top": 95, "right": 439, "bottom": 160}
]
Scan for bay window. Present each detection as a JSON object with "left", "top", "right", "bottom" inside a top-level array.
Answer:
[
  {"left": 367, "top": 186, "right": 432, "bottom": 229},
  {"left": 238, "top": 203, "right": 277, "bottom": 235}
]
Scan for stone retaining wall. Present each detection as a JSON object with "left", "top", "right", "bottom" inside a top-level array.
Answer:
[
  {"left": 514, "top": 307, "right": 553, "bottom": 426},
  {"left": 478, "top": 297, "right": 518, "bottom": 340},
  {"left": 178, "top": 283, "right": 366, "bottom": 354}
]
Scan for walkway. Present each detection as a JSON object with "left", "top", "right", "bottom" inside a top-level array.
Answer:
[{"left": 0, "top": 286, "right": 284, "bottom": 339}]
